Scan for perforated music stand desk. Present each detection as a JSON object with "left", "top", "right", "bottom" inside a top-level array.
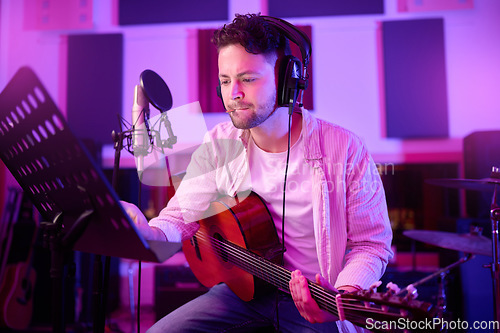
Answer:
[
  {"left": 0, "top": 67, "right": 181, "bottom": 331},
  {"left": 0, "top": 66, "right": 180, "bottom": 261}
]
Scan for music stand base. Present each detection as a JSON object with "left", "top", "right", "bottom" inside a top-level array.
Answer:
[
  {"left": 41, "top": 222, "right": 67, "bottom": 333},
  {"left": 41, "top": 209, "right": 94, "bottom": 333}
]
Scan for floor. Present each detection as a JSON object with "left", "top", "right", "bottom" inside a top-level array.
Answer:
[
  {"left": 0, "top": 306, "right": 156, "bottom": 333},
  {"left": 107, "top": 305, "right": 156, "bottom": 333}
]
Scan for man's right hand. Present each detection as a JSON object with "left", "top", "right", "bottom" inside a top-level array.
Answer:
[{"left": 120, "top": 201, "right": 166, "bottom": 241}]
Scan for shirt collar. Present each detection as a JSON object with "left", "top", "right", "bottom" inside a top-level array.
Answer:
[{"left": 236, "top": 108, "right": 322, "bottom": 160}]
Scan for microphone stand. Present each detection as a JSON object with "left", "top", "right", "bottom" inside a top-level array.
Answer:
[
  {"left": 110, "top": 122, "right": 148, "bottom": 333},
  {"left": 90, "top": 129, "right": 127, "bottom": 333}
]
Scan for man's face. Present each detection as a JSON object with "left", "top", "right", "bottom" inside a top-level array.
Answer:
[{"left": 218, "top": 44, "right": 277, "bottom": 129}]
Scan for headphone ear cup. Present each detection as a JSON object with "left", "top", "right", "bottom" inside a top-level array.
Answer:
[
  {"left": 277, "top": 55, "right": 303, "bottom": 107},
  {"left": 216, "top": 81, "right": 222, "bottom": 98},
  {"left": 216, "top": 80, "right": 226, "bottom": 110}
]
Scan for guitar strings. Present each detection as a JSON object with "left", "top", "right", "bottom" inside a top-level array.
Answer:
[
  {"left": 193, "top": 232, "right": 293, "bottom": 292},
  {"left": 199, "top": 232, "right": 396, "bottom": 318},
  {"left": 189, "top": 232, "right": 406, "bottom": 321},
  {"left": 197, "top": 232, "right": 386, "bottom": 321},
  {"left": 201, "top": 232, "right": 412, "bottom": 324},
  {"left": 192, "top": 232, "right": 363, "bottom": 317}
]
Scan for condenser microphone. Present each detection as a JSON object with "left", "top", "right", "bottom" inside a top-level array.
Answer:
[
  {"left": 139, "top": 69, "right": 176, "bottom": 149},
  {"left": 131, "top": 85, "right": 150, "bottom": 174},
  {"left": 140, "top": 69, "right": 173, "bottom": 113}
]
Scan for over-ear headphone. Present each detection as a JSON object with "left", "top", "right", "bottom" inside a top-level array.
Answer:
[{"left": 216, "top": 15, "right": 311, "bottom": 111}]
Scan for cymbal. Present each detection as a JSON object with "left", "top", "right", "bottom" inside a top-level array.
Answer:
[
  {"left": 403, "top": 230, "right": 492, "bottom": 257},
  {"left": 426, "top": 177, "right": 500, "bottom": 192}
]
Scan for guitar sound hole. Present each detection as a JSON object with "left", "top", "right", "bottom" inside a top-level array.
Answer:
[
  {"left": 214, "top": 233, "right": 229, "bottom": 263},
  {"left": 192, "top": 235, "right": 202, "bottom": 260}
]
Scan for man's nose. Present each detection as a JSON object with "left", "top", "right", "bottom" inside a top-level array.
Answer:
[{"left": 231, "top": 81, "right": 243, "bottom": 100}]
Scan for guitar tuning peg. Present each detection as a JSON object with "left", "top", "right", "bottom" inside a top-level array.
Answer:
[
  {"left": 405, "top": 284, "right": 419, "bottom": 300},
  {"left": 387, "top": 281, "right": 401, "bottom": 293},
  {"left": 385, "top": 282, "right": 401, "bottom": 295},
  {"left": 368, "top": 280, "right": 382, "bottom": 293}
]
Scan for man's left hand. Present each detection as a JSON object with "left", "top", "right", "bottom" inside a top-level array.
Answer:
[{"left": 289, "top": 270, "right": 339, "bottom": 323}]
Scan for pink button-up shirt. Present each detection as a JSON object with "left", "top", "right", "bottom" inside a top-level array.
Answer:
[{"left": 149, "top": 109, "right": 393, "bottom": 331}]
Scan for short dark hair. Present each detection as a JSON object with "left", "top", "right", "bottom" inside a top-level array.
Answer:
[{"left": 212, "top": 13, "right": 289, "bottom": 58}]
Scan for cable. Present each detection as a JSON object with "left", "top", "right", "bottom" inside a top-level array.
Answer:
[
  {"left": 281, "top": 109, "right": 293, "bottom": 261},
  {"left": 275, "top": 106, "right": 294, "bottom": 332},
  {"left": 137, "top": 261, "right": 142, "bottom": 333}
]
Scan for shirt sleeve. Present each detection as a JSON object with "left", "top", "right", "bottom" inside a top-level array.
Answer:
[
  {"left": 148, "top": 135, "right": 220, "bottom": 241},
  {"left": 148, "top": 125, "right": 248, "bottom": 241},
  {"left": 334, "top": 145, "right": 394, "bottom": 289}
]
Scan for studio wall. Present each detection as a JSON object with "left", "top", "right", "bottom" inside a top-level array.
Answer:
[{"left": 0, "top": 0, "right": 499, "bottom": 163}]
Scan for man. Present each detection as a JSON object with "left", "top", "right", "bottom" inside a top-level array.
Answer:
[{"left": 123, "top": 13, "right": 393, "bottom": 332}]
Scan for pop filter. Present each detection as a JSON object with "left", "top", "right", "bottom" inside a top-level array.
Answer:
[{"left": 140, "top": 69, "right": 173, "bottom": 112}]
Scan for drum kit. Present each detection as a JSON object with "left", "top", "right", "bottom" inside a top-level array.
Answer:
[{"left": 402, "top": 167, "right": 500, "bottom": 329}]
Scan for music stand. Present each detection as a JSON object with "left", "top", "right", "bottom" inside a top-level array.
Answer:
[{"left": 0, "top": 67, "right": 181, "bottom": 332}]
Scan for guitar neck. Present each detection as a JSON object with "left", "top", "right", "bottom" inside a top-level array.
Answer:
[{"left": 218, "top": 238, "right": 437, "bottom": 330}]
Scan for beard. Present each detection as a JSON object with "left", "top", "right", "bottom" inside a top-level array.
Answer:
[{"left": 227, "top": 91, "right": 277, "bottom": 129}]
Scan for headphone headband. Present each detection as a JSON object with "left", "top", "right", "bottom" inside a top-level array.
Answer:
[
  {"left": 216, "top": 15, "right": 311, "bottom": 110},
  {"left": 260, "top": 16, "right": 311, "bottom": 69}
]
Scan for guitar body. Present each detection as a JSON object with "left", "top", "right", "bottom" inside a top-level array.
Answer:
[
  {"left": 183, "top": 192, "right": 282, "bottom": 301},
  {"left": 0, "top": 262, "right": 36, "bottom": 330}
]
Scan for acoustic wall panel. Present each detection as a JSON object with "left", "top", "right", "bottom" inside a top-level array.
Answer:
[
  {"left": 397, "top": 0, "right": 474, "bottom": 13},
  {"left": 463, "top": 130, "right": 500, "bottom": 219},
  {"left": 24, "top": 0, "right": 93, "bottom": 30},
  {"left": 269, "top": 0, "right": 383, "bottom": 18},
  {"left": 118, "top": 0, "right": 228, "bottom": 25},
  {"left": 382, "top": 18, "right": 449, "bottom": 138},
  {"left": 67, "top": 33, "right": 123, "bottom": 147}
]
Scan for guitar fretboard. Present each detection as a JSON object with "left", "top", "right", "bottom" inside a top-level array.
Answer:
[{"left": 210, "top": 236, "right": 341, "bottom": 317}]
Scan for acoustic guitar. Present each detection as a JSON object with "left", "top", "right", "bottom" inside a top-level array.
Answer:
[
  {"left": 182, "top": 191, "right": 438, "bottom": 332},
  {"left": 0, "top": 188, "right": 38, "bottom": 330}
]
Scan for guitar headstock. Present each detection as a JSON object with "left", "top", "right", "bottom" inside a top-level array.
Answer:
[{"left": 336, "top": 287, "right": 440, "bottom": 332}]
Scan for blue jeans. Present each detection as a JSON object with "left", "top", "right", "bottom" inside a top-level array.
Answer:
[{"left": 148, "top": 283, "right": 340, "bottom": 332}]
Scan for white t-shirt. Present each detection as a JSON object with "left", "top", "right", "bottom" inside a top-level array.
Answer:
[{"left": 248, "top": 132, "right": 321, "bottom": 280}]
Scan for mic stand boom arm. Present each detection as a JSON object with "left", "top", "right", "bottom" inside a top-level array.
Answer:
[{"left": 153, "top": 113, "right": 177, "bottom": 150}]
